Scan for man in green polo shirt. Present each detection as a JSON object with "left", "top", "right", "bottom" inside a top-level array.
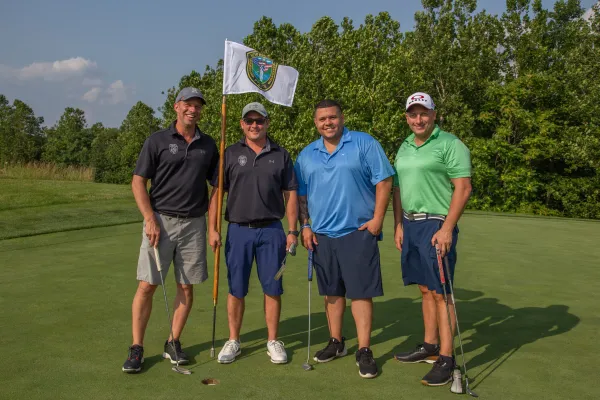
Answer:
[{"left": 391, "top": 92, "right": 472, "bottom": 387}]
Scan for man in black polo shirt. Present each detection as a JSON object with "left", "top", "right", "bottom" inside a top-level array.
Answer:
[
  {"left": 209, "top": 102, "right": 298, "bottom": 365},
  {"left": 122, "top": 87, "right": 220, "bottom": 373}
]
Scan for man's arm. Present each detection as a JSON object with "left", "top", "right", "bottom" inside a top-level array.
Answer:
[
  {"left": 392, "top": 186, "right": 404, "bottom": 251},
  {"left": 359, "top": 177, "right": 393, "bottom": 236},
  {"left": 431, "top": 177, "right": 471, "bottom": 256},
  {"left": 132, "top": 175, "right": 160, "bottom": 247},
  {"left": 208, "top": 186, "right": 222, "bottom": 252},
  {"left": 284, "top": 190, "right": 299, "bottom": 251},
  {"left": 298, "top": 195, "right": 318, "bottom": 251}
]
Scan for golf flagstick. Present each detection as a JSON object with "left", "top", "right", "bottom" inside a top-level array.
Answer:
[
  {"left": 211, "top": 95, "right": 227, "bottom": 359},
  {"left": 153, "top": 246, "right": 191, "bottom": 375}
]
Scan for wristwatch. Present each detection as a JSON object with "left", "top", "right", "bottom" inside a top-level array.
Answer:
[{"left": 288, "top": 230, "right": 299, "bottom": 236}]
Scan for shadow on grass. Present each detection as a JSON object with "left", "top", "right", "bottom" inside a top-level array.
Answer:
[{"left": 166, "top": 290, "right": 579, "bottom": 385}]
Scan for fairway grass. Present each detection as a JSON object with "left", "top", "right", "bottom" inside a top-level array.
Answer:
[{"left": 0, "top": 214, "right": 599, "bottom": 400}]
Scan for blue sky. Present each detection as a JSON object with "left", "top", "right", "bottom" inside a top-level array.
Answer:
[{"left": 0, "top": 0, "right": 597, "bottom": 127}]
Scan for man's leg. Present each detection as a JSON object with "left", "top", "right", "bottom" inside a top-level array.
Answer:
[
  {"left": 420, "top": 285, "right": 439, "bottom": 345},
  {"left": 433, "top": 292, "right": 455, "bottom": 357},
  {"left": 228, "top": 294, "right": 245, "bottom": 340},
  {"left": 132, "top": 281, "right": 158, "bottom": 345},
  {"left": 325, "top": 295, "right": 346, "bottom": 341},
  {"left": 170, "top": 283, "right": 194, "bottom": 340},
  {"left": 264, "top": 294, "right": 281, "bottom": 341},
  {"left": 350, "top": 298, "right": 372, "bottom": 349}
]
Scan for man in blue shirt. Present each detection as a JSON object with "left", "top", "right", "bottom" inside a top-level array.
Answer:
[{"left": 294, "top": 99, "right": 395, "bottom": 379}]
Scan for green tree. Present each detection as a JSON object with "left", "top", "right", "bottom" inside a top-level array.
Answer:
[{"left": 43, "top": 108, "right": 92, "bottom": 166}]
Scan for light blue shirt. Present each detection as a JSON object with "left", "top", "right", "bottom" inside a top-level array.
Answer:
[{"left": 294, "top": 128, "right": 395, "bottom": 238}]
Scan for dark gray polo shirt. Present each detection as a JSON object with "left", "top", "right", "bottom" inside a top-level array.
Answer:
[
  {"left": 211, "top": 137, "right": 298, "bottom": 223},
  {"left": 134, "top": 121, "right": 219, "bottom": 218}
]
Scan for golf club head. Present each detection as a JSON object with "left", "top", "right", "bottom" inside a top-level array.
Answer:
[
  {"left": 302, "top": 362, "right": 313, "bottom": 371},
  {"left": 172, "top": 366, "right": 192, "bottom": 375},
  {"left": 465, "top": 378, "right": 478, "bottom": 397},
  {"left": 450, "top": 368, "right": 463, "bottom": 394}
]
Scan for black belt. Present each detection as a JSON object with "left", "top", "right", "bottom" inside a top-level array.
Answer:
[
  {"left": 235, "top": 219, "right": 278, "bottom": 228},
  {"left": 159, "top": 211, "right": 197, "bottom": 219},
  {"left": 403, "top": 211, "right": 446, "bottom": 221}
]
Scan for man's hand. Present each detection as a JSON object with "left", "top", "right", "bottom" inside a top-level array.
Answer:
[
  {"left": 394, "top": 225, "right": 404, "bottom": 251},
  {"left": 431, "top": 228, "right": 453, "bottom": 257},
  {"left": 208, "top": 229, "right": 221, "bottom": 253},
  {"left": 144, "top": 215, "right": 161, "bottom": 247},
  {"left": 286, "top": 234, "right": 298, "bottom": 252},
  {"left": 358, "top": 217, "right": 384, "bottom": 236},
  {"left": 301, "top": 227, "right": 318, "bottom": 251}
]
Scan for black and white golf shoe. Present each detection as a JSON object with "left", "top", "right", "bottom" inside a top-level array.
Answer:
[
  {"left": 122, "top": 344, "right": 144, "bottom": 373},
  {"left": 163, "top": 339, "right": 189, "bottom": 365},
  {"left": 394, "top": 343, "right": 440, "bottom": 364},
  {"left": 421, "top": 356, "right": 454, "bottom": 386},
  {"left": 313, "top": 337, "right": 347, "bottom": 363},
  {"left": 355, "top": 347, "right": 378, "bottom": 379}
]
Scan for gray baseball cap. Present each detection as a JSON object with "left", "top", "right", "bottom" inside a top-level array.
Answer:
[
  {"left": 175, "top": 87, "right": 206, "bottom": 104},
  {"left": 241, "top": 102, "right": 268, "bottom": 118}
]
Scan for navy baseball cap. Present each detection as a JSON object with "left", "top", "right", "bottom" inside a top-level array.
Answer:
[{"left": 175, "top": 87, "right": 206, "bottom": 105}]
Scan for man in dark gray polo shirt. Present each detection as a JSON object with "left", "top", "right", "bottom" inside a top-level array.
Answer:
[
  {"left": 209, "top": 102, "right": 298, "bottom": 365},
  {"left": 122, "top": 87, "right": 220, "bottom": 373}
]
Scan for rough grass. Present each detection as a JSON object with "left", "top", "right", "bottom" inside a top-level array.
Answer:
[{"left": 0, "top": 162, "right": 94, "bottom": 181}]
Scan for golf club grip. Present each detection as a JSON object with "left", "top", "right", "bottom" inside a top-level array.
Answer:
[
  {"left": 153, "top": 246, "right": 162, "bottom": 272},
  {"left": 307, "top": 250, "right": 313, "bottom": 281},
  {"left": 435, "top": 245, "right": 446, "bottom": 284}
]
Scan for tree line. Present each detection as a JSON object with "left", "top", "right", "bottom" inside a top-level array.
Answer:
[{"left": 1, "top": 0, "right": 598, "bottom": 218}]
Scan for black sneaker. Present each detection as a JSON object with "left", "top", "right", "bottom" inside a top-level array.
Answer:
[
  {"left": 394, "top": 343, "right": 439, "bottom": 364},
  {"left": 122, "top": 344, "right": 144, "bottom": 373},
  {"left": 313, "top": 337, "right": 347, "bottom": 363},
  {"left": 163, "top": 339, "right": 189, "bottom": 365},
  {"left": 355, "top": 347, "right": 378, "bottom": 379},
  {"left": 421, "top": 357, "right": 454, "bottom": 386}
]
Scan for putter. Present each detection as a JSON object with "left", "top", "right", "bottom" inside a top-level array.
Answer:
[
  {"left": 302, "top": 250, "right": 314, "bottom": 371},
  {"left": 153, "top": 246, "right": 192, "bottom": 375},
  {"left": 442, "top": 252, "right": 478, "bottom": 397},
  {"left": 434, "top": 244, "right": 460, "bottom": 392},
  {"left": 274, "top": 242, "right": 297, "bottom": 281}
]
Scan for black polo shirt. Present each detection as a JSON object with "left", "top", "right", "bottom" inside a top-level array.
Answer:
[
  {"left": 211, "top": 137, "right": 298, "bottom": 223},
  {"left": 134, "top": 121, "right": 219, "bottom": 217}
]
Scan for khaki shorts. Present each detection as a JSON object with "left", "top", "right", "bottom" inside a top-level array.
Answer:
[{"left": 137, "top": 213, "right": 208, "bottom": 285}]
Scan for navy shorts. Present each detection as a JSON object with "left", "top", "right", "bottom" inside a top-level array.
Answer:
[
  {"left": 401, "top": 218, "right": 458, "bottom": 295},
  {"left": 313, "top": 230, "right": 383, "bottom": 299},
  {"left": 225, "top": 221, "right": 286, "bottom": 298}
]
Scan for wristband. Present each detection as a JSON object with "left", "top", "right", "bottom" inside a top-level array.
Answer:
[{"left": 300, "top": 224, "right": 311, "bottom": 230}]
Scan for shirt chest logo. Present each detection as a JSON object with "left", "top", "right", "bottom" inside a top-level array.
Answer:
[
  {"left": 169, "top": 144, "right": 179, "bottom": 154},
  {"left": 238, "top": 155, "right": 248, "bottom": 166}
]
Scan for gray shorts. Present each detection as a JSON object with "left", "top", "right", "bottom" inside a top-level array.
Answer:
[{"left": 136, "top": 213, "right": 208, "bottom": 285}]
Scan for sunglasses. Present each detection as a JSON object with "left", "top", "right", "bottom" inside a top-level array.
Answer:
[{"left": 243, "top": 117, "right": 267, "bottom": 125}]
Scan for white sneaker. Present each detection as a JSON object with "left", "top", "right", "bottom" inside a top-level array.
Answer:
[
  {"left": 267, "top": 340, "right": 288, "bottom": 364},
  {"left": 218, "top": 340, "right": 241, "bottom": 364}
]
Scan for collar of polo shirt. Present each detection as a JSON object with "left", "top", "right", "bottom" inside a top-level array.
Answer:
[
  {"left": 405, "top": 125, "right": 441, "bottom": 148},
  {"left": 314, "top": 127, "right": 352, "bottom": 152}
]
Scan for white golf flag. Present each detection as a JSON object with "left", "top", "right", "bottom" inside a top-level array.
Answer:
[{"left": 222, "top": 40, "right": 299, "bottom": 107}]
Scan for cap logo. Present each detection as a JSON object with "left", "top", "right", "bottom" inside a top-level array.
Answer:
[
  {"left": 191, "top": 88, "right": 200, "bottom": 94},
  {"left": 238, "top": 155, "right": 247, "bottom": 166}
]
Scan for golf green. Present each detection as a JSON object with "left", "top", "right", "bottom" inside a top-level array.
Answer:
[{"left": 0, "top": 213, "right": 598, "bottom": 400}]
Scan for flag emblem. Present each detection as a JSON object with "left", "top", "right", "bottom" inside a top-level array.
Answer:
[{"left": 246, "top": 51, "right": 278, "bottom": 91}]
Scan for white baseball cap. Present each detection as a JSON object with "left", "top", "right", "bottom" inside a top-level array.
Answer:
[{"left": 406, "top": 92, "right": 435, "bottom": 111}]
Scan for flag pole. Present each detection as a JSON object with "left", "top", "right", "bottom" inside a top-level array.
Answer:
[{"left": 210, "top": 94, "right": 227, "bottom": 358}]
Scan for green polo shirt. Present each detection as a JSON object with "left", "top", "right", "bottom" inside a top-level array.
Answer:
[{"left": 393, "top": 125, "right": 471, "bottom": 215}]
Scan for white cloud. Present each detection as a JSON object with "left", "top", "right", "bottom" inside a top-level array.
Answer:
[
  {"left": 82, "top": 87, "right": 102, "bottom": 103},
  {"left": 106, "top": 80, "right": 127, "bottom": 104},
  {"left": 0, "top": 57, "right": 98, "bottom": 81}
]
